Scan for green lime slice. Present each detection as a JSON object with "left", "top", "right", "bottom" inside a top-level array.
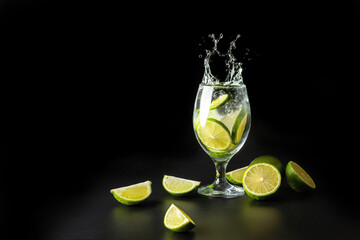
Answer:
[
  {"left": 209, "top": 94, "right": 229, "bottom": 110},
  {"left": 219, "top": 109, "right": 240, "bottom": 132},
  {"left": 226, "top": 166, "right": 248, "bottom": 185},
  {"left": 242, "top": 163, "right": 282, "bottom": 200},
  {"left": 193, "top": 110, "right": 219, "bottom": 129},
  {"left": 162, "top": 175, "right": 201, "bottom": 196},
  {"left": 194, "top": 114, "right": 200, "bottom": 129},
  {"left": 164, "top": 204, "right": 196, "bottom": 232},
  {"left": 231, "top": 108, "right": 248, "bottom": 144},
  {"left": 196, "top": 118, "right": 231, "bottom": 152},
  {"left": 249, "top": 155, "right": 284, "bottom": 175},
  {"left": 110, "top": 181, "right": 152, "bottom": 205},
  {"left": 286, "top": 161, "right": 316, "bottom": 192}
]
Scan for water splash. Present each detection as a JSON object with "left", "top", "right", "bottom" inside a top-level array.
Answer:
[{"left": 202, "top": 33, "right": 244, "bottom": 86}]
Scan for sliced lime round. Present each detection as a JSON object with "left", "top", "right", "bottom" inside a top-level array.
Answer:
[
  {"left": 242, "top": 163, "right": 281, "bottom": 200},
  {"left": 231, "top": 108, "right": 248, "bottom": 144},
  {"left": 196, "top": 118, "right": 231, "bottom": 152},
  {"left": 209, "top": 94, "right": 229, "bottom": 110}
]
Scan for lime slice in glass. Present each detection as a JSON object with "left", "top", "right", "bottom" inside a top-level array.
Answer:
[
  {"left": 226, "top": 166, "right": 248, "bottom": 185},
  {"left": 231, "top": 108, "right": 248, "bottom": 144},
  {"left": 193, "top": 109, "right": 219, "bottom": 129},
  {"left": 242, "top": 163, "right": 281, "bottom": 200},
  {"left": 164, "top": 204, "right": 196, "bottom": 232},
  {"left": 196, "top": 118, "right": 231, "bottom": 152},
  {"left": 286, "top": 161, "right": 316, "bottom": 192},
  {"left": 110, "top": 181, "right": 152, "bottom": 205},
  {"left": 209, "top": 94, "right": 229, "bottom": 110},
  {"left": 162, "top": 175, "right": 201, "bottom": 196}
]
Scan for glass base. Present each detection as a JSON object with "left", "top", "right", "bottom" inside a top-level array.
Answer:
[{"left": 197, "top": 182, "right": 245, "bottom": 198}]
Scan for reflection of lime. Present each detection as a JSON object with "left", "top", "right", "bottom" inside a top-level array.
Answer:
[
  {"left": 164, "top": 204, "right": 196, "bottom": 232},
  {"left": 249, "top": 155, "right": 284, "bottom": 175},
  {"left": 196, "top": 118, "right": 231, "bottom": 152},
  {"left": 226, "top": 166, "right": 248, "bottom": 185},
  {"left": 231, "top": 108, "right": 248, "bottom": 144},
  {"left": 110, "top": 181, "right": 152, "bottom": 205},
  {"left": 240, "top": 198, "right": 283, "bottom": 239},
  {"left": 242, "top": 163, "right": 281, "bottom": 200},
  {"left": 210, "top": 94, "right": 229, "bottom": 110},
  {"left": 286, "top": 161, "right": 316, "bottom": 192},
  {"left": 162, "top": 175, "right": 200, "bottom": 196}
]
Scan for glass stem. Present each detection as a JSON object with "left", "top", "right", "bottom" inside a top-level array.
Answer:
[{"left": 213, "top": 160, "right": 229, "bottom": 187}]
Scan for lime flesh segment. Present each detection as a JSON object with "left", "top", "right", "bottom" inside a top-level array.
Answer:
[
  {"left": 209, "top": 94, "right": 229, "bottom": 110},
  {"left": 242, "top": 163, "right": 281, "bottom": 200},
  {"left": 231, "top": 108, "right": 248, "bottom": 144},
  {"left": 110, "top": 181, "right": 152, "bottom": 205},
  {"left": 226, "top": 166, "right": 248, "bottom": 185},
  {"left": 162, "top": 175, "right": 201, "bottom": 196},
  {"left": 196, "top": 118, "right": 231, "bottom": 152},
  {"left": 164, "top": 204, "right": 196, "bottom": 232},
  {"left": 286, "top": 161, "right": 316, "bottom": 192}
]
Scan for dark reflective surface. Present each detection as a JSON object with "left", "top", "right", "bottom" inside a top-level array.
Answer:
[
  {"left": 20, "top": 150, "right": 358, "bottom": 240},
  {"left": 2, "top": 1, "right": 359, "bottom": 239}
]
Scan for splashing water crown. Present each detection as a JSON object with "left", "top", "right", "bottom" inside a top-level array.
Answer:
[{"left": 202, "top": 33, "right": 244, "bottom": 86}]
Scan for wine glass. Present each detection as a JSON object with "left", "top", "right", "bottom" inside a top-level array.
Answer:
[{"left": 193, "top": 83, "right": 251, "bottom": 198}]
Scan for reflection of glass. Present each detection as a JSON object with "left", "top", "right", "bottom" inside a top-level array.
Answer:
[{"left": 193, "top": 83, "right": 251, "bottom": 198}]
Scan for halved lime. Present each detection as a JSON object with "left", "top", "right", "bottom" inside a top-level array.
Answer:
[
  {"left": 231, "top": 108, "right": 248, "bottom": 144},
  {"left": 249, "top": 155, "right": 284, "bottom": 175},
  {"left": 162, "top": 175, "right": 201, "bottom": 196},
  {"left": 286, "top": 161, "right": 316, "bottom": 192},
  {"left": 110, "top": 181, "right": 152, "bottom": 205},
  {"left": 242, "top": 163, "right": 281, "bottom": 200},
  {"left": 226, "top": 166, "right": 248, "bottom": 185},
  {"left": 209, "top": 94, "right": 229, "bottom": 110},
  {"left": 164, "top": 204, "right": 196, "bottom": 232},
  {"left": 196, "top": 118, "right": 231, "bottom": 152}
]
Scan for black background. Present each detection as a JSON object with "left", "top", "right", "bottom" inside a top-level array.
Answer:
[{"left": 1, "top": 0, "right": 359, "bottom": 239}]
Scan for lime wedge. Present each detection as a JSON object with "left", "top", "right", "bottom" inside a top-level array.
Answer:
[
  {"left": 231, "top": 108, "right": 248, "bottom": 144},
  {"left": 110, "top": 181, "right": 152, "bottom": 205},
  {"left": 249, "top": 155, "right": 284, "bottom": 175},
  {"left": 242, "top": 163, "right": 281, "bottom": 200},
  {"left": 164, "top": 204, "right": 196, "bottom": 232},
  {"left": 286, "top": 161, "right": 316, "bottom": 192},
  {"left": 226, "top": 166, "right": 248, "bottom": 185},
  {"left": 209, "top": 94, "right": 229, "bottom": 110},
  {"left": 196, "top": 118, "right": 231, "bottom": 152},
  {"left": 162, "top": 175, "right": 201, "bottom": 196}
]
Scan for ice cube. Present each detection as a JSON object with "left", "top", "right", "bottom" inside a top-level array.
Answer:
[{"left": 217, "top": 98, "right": 242, "bottom": 115}]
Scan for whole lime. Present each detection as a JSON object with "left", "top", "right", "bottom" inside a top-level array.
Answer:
[{"left": 249, "top": 155, "right": 284, "bottom": 175}]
